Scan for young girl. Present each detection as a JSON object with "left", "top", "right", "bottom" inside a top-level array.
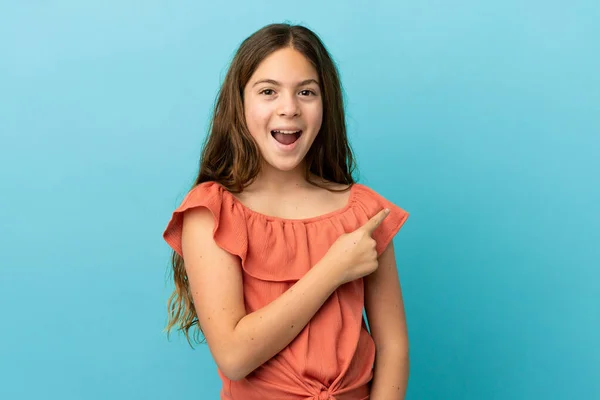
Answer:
[{"left": 163, "top": 23, "right": 410, "bottom": 400}]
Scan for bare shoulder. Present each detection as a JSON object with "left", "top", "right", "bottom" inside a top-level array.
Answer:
[
  {"left": 310, "top": 175, "right": 352, "bottom": 192},
  {"left": 309, "top": 177, "right": 353, "bottom": 210}
]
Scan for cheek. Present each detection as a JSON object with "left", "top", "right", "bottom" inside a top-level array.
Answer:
[
  {"left": 244, "top": 101, "right": 271, "bottom": 133},
  {"left": 307, "top": 101, "right": 324, "bottom": 129}
]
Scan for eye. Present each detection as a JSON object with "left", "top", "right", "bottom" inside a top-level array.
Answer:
[
  {"left": 299, "top": 89, "right": 316, "bottom": 96},
  {"left": 259, "top": 89, "right": 275, "bottom": 96}
]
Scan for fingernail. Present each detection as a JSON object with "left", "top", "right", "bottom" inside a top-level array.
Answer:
[{"left": 385, "top": 208, "right": 390, "bottom": 214}]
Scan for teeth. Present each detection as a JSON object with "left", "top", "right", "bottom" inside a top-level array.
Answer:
[{"left": 272, "top": 130, "right": 301, "bottom": 134}]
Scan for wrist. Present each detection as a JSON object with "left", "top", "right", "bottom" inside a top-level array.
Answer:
[{"left": 315, "top": 255, "right": 346, "bottom": 289}]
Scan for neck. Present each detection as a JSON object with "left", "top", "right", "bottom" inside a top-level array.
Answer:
[{"left": 249, "top": 161, "right": 313, "bottom": 193}]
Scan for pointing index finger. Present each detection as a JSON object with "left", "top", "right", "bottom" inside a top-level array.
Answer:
[{"left": 363, "top": 208, "right": 390, "bottom": 235}]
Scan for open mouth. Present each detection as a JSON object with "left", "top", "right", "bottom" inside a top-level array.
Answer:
[{"left": 271, "top": 129, "right": 303, "bottom": 145}]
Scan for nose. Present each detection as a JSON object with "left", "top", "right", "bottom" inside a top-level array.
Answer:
[{"left": 277, "top": 92, "right": 300, "bottom": 117}]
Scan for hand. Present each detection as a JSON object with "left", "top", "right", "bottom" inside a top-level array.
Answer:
[{"left": 322, "top": 208, "right": 390, "bottom": 286}]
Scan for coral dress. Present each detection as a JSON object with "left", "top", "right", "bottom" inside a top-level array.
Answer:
[{"left": 163, "top": 181, "right": 409, "bottom": 400}]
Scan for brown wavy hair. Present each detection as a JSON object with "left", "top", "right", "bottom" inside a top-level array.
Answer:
[{"left": 165, "top": 23, "right": 357, "bottom": 347}]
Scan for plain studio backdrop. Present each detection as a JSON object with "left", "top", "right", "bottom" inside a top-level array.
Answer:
[{"left": 0, "top": 1, "right": 598, "bottom": 399}]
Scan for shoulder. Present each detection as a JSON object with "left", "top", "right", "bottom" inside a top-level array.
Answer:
[
  {"left": 307, "top": 175, "right": 351, "bottom": 191},
  {"left": 350, "top": 182, "right": 411, "bottom": 255},
  {"left": 311, "top": 178, "right": 389, "bottom": 199},
  {"left": 163, "top": 180, "right": 248, "bottom": 258},
  {"left": 351, "top": 182, "right": 392, "bottom": 205},
  {"left": 184, "top": 180, "right": 222, "bottom": 199},
  {"left": 173, "top": 181, "right": 234, "bottom": 212}
]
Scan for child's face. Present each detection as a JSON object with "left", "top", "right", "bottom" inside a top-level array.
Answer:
[{"left": 243, "top": 47, "right": 323, "bottom": 173}]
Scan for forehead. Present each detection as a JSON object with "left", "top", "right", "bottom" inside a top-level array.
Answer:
[{"left": 250, "top": 47, "right": 318, "bottom": 84}]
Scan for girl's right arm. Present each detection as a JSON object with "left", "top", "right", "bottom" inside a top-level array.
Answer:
[{"left": 181, "top": 206, "right": 389, "bottom": 381}]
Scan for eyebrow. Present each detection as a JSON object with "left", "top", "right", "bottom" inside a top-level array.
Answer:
[{"left": 252, "top": 78, "right": 320, "bottom": 88}]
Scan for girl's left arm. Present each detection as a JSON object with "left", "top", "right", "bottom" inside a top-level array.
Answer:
[{"left": 364, "top": 241, "right": 410, "bottom": 400}]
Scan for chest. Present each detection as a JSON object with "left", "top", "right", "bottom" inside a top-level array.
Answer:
[{"left": 236, "top": 189, "right": 350, "bottom": 220}]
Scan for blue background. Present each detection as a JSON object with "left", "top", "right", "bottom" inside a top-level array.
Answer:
[{"left": 1, "top": 1, "right": 598, "bottom": 399}]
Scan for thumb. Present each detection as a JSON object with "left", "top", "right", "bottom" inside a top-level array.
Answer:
[{"left": 362, "top": 208, "right": 390, "bottom": 235}]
